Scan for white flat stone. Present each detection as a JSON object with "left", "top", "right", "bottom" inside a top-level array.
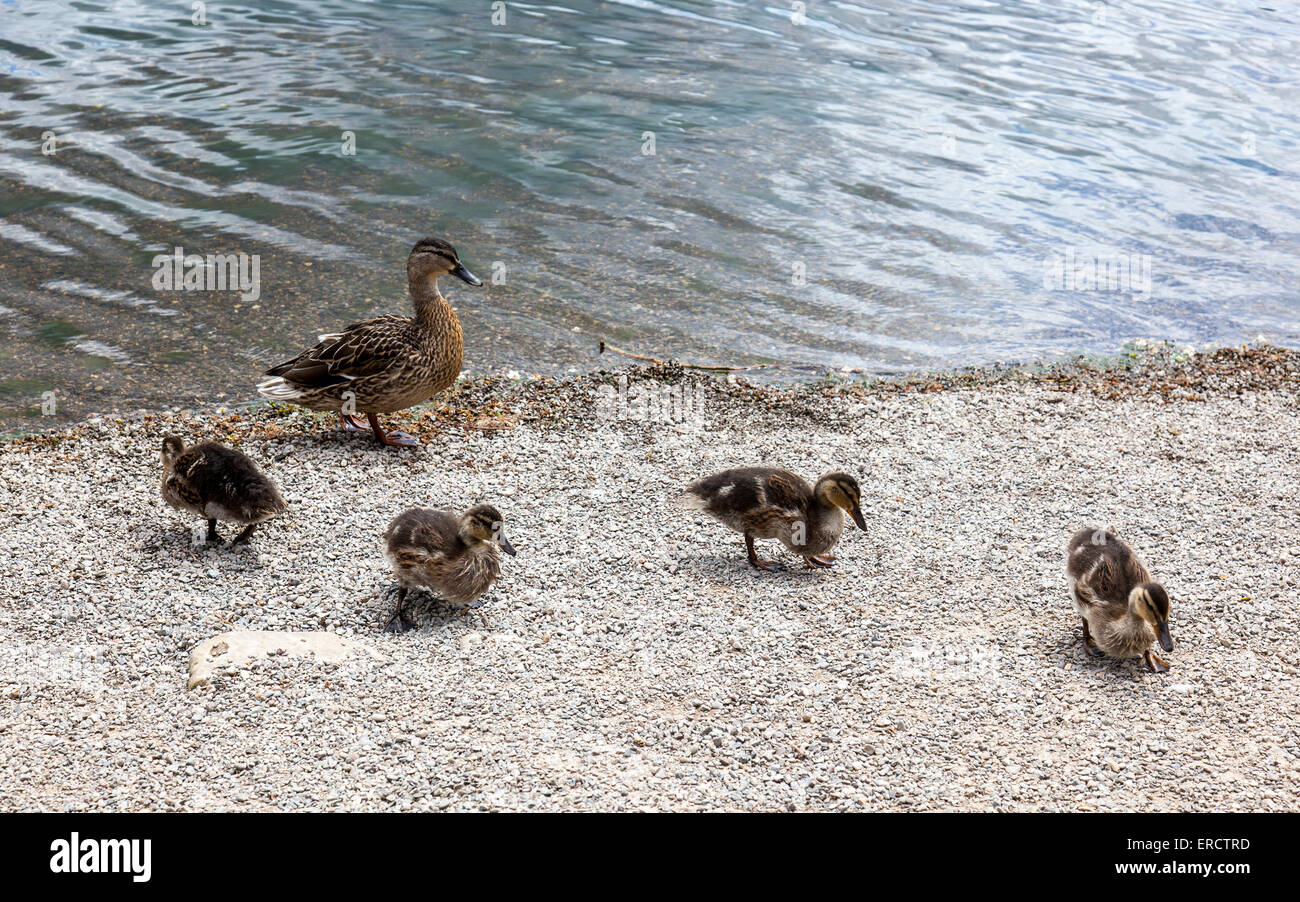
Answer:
[{"left": 188, "top": 630, "right": 380, "bottom": 690}]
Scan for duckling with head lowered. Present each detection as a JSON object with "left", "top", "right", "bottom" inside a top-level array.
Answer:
[
  {"left": 381, "top": 504, "right": 517, "bottom": 632},
  {"left": 681, "top": 467, "right": 867, "bottom": 571},
  {"left": 1067, "top": 527, "right": 1174, "bottom": 672},
  {"left": 257, "top": 237, "right": 482, "bottom": 448},
  {"left": 160, "top": 436, "right": 287, "bottom": 546}
]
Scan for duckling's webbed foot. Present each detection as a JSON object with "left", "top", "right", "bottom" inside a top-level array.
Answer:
[
  {"left": 206, "top": 519, "right": 221, "bottom": 544},
  {"left": 745, "top": 534, "right": 784, "bottom": 572},
  {"left": 383, "top": 587, "right": 416, "bottom": 633},
  {"left": 1081, "top": 620, "right": 1107, "bottom": 658},
  {"left": 368, "top": 413, "right": 420, "bottom": 448},
  {"left": 804, "top": 554, "right": 835, "bottom": 569},
  {"left": 383, "top": 613, "right": 416, "bottom": 633},
  {"left": 1143, "top": 649, "right": 1170, "bottom": 673},
  {"left": 228, "top": 523, "right": 257, "bottom": 546}
]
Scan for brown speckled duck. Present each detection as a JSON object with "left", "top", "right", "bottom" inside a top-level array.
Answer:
[
  {"left": 381, "top": 504, "right": 516, "bottom": 632},
  {"left": 681, "top": 467, "right": 867, "bottom": 571},
  {"left": 257, "top": 237, "right": 482, "bottom": 447},
  {"left": 160, "top": 436, "right": 287, "bottom": 546},
  {"left": 1067, "top": 527, "right": 1174, "bottom": 672}
]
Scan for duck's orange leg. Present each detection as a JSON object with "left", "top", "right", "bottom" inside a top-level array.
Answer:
[
  {"left": 1143, "top": 649, "right": 1170, "bottom": 673},
  {"left": 745, "top": 534, "right": 784, "bottom": 572},
  {"left": 339, "top": 412, "right": 369, "bottom": 432},
  {"left": 368, "top": 412, "right": 419, "bottom": 448}
]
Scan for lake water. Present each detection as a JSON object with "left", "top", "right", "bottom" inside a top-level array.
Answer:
[{"left": 1, "top": 0, "right": 1298, "bottom": 427}]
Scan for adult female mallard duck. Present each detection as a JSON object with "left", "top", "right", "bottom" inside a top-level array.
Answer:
[
  {"left": 1067, "top": 527, "right": 1174, "bottom": 672},
  {"left": 681, "top": 467, "right": 867, "bottom": 571},
  {"left": 381, "top": 504, "right": 517, "bottom": 632},
  {"left": 160, "top": 436, "right": 287, "bottom": 546},
  {"left": 257, "top": 237, "right": 482, "bottom": 447}
]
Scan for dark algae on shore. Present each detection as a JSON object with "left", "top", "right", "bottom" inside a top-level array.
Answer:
[{"left": 5, "top": 343, "right": 1298, "bottom": 449}]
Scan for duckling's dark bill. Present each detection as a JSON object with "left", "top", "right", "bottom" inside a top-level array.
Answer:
[
  {"left": 500, "top": 535, "right": 517, "bottom": 556},
  {"left": 451, "top": 263, "right": 483, "bottom": 286},
  {"left": 851, "top": 505, "right": 867, "bottom": 530}
]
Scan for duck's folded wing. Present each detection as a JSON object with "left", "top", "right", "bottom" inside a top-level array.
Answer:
[
  {"left": 385, "top": 507, "right": 460, "bottom": 552},
  {"left": 264, "top": 316, "right": 411, "bottom": 388},
  {"left": 764, "top": 470, "right": 812, "bottom": 509},
  {"left": 740, "top": 504, "right": 805, "bottom": 535},
  {"left": 738, "top": 471, "right": 809, "bottom": 530},
  {"left": 1072, "top": 576, "right": 1100, "bottom": 608},
  {"left": 413, "top": 510, "right": 462, "bottom": 549},
  {"left": 1079, "top": 554, "right": 1125, "bottom": 606}
]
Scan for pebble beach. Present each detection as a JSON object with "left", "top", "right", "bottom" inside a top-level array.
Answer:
[{"left": 1, "top": 344, "right": 1297, "bottom": 812}]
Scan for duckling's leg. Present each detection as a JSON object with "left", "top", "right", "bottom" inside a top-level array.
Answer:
[
  {"left": 383, "top": 587, "right": 416, "bottom": 633},
  {"left": 1081, "top": 620, "right": 1106, "bottom": 658},
  {"left": 745, "top": 534, "right": 784, "bottom": 572},
  {"left": 1142, "top": 649, "right": 1170, "bottom": 673},
  {"left": 367, "top": 412, "right": 419, "bottom": 448},
  {"left": 206, "top": 519, "right": 221, "bottom": 544},
  {"left": 229, "top": 523, "right": 258, "bottom": 546},
  {"left": 804, "top": 554, "right": 836, "bottom": 569}
]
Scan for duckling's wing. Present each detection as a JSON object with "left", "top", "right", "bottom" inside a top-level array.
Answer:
[
  {"left": 1119, "top": 547, "right": 1152, "bottom": 586},
  {"left": 385, "top": 507, "right": 461, "bottom": 555},
  {"left": 188, "top": 443, "right": 287, "bottom": 520},
  {"left": 162, "top": 449, "right": 208, "bottom": 508},
  {"left": 687, "top": 467, "right": 812, "bottom": 536},
  {"left": 763, "top": 470, "right": 812, "bottom": 510},
  {"left": 1079, "top": 553, "right": 1126, "bottom": 607},
  {"left": 265, "top": 315, "right": 414, "bottom": 388}
]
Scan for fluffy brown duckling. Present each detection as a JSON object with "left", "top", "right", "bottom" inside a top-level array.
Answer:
[
  {"left": 257, "top": 237, "right": 482, "bottom": 448},
  {"left": 681, "top": 467, "right": 867, "bottom": 571},
  {"left": 381, "top": 504, "right": 517, "bottom": 632},
  {"left": 1067, "top": 527, "right": 1174, "bottom": 672},
  {"left": 160, "top": 436, "right": 287, "bottom": 546}
]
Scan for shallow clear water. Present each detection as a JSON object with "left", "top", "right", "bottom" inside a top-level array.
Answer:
[{"left": 1, "top": 0, "right": 1298, "bottom": 426}]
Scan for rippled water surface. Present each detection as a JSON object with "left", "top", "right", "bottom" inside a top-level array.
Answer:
[{"left": 1, "top": 0, "right": 1298, "bottom": 425}]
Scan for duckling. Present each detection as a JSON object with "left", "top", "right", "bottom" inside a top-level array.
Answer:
[
  {"left": 681, "top": 467, "right": 867, "bottom": 571},
  {"left": 257, "top": 237, "right": 482, "bottom": 448},
  {"left": 160, "top": 436, "right": 287, "bottom": 546},
  {"left": 1067, "top": 527, "right": 1174, "bottom": 672},
  {"left": 381, "top": 504, "right": 517, "bottom": 632}
]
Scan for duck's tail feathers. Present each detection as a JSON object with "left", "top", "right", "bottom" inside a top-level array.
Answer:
[{"left": 257, "top": 376, "right": 303, "bottom": 401}]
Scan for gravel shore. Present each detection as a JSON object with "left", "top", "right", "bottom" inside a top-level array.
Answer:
[{"left": 2, "top": 344, "right": 1298, "bottom": 811}]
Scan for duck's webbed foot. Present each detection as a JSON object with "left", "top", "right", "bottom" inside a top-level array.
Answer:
[
  {"left": 745, "top": 534, "right": 785, "bottom": 572},
  {"left": 1142, "top": 649, "right": 1170, "bottom": 673},
  {"left": 340, "top": 412, "right": 370, "bottom": 433},
  {"left": 228, "top": 523, "right": 257, "bottom": 547},
  {"left": 383, "top": 587, "right": 416, "bottom": 633},
  {"left": 368, "top": 412, "right": 420, "bottom": 448},
  {"left": 804, "top": 554, "right": 836, "bottom": 569},
  {"left": 380, "top": 430, "right": 419, "bottom": 447}
]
